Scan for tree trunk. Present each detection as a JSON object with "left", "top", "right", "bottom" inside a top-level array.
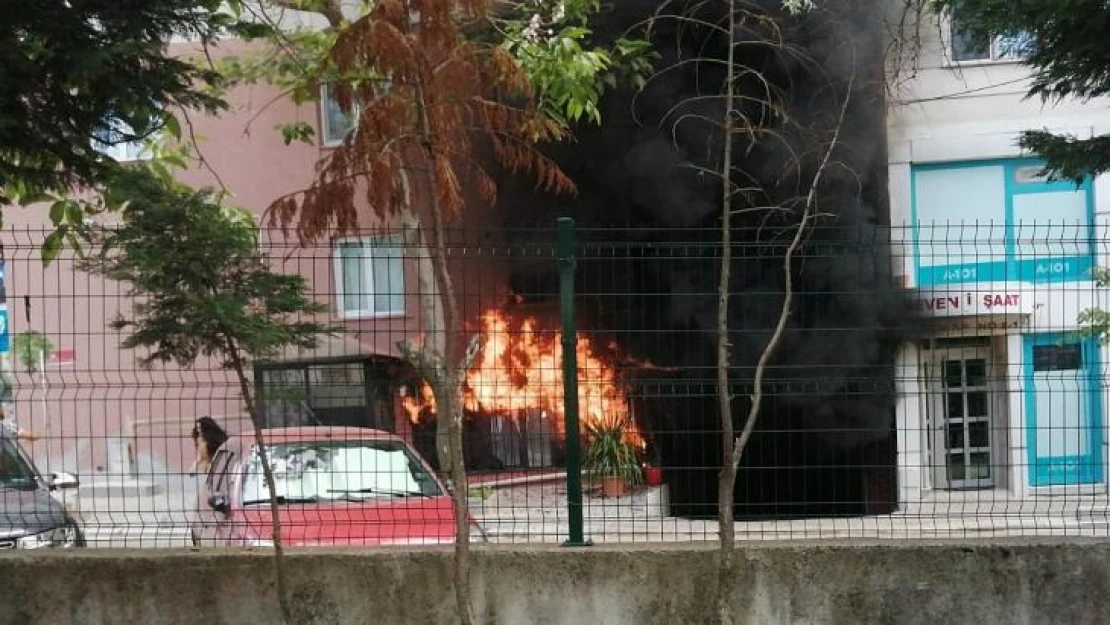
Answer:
[
  {"left": 405, "top": 12, "right": 476, "bottom": 617},
  {"left": 400, "top": 208, "right": 451, "bottom": 470},
  {"left": 421, "top": 142, "right": 476, "bottom": 625},
  {"left": 226, "top": 339, "right": 292, "bottom": 624},
  {"left": 716, "top": 3, "right": 739, "bottom": 623},
  {"left": 714, "top": 36, "right": 855, "bottom": 624},
  {"left": 399, "top": 206, "right": 475, "bottom": 624}
]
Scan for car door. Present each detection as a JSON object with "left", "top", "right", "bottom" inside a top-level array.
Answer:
[{"left": 194, "top": 448, "right": 232, "bottom": 546}]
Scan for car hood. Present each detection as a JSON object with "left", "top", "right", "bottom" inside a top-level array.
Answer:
[
  {"left": 0, "top": 487, "right": 69, "bottom": 537},
  {"left": 238, "top": 496, "right": 459, "bottom": 547}
]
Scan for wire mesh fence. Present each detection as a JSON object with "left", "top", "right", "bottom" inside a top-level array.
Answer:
[{"left": 1, "top": 219, "right": 1108, "bottom": 549}]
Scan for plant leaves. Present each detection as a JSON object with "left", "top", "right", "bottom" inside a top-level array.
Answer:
[{"left": 42, "top": 230, "right": 64, "bottom": 265}]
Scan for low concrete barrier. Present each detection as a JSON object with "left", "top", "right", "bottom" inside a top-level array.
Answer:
[{"left": 2, "top": 539, "right": 1109, "bottom": 624}]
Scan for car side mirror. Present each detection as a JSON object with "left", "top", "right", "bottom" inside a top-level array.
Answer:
[
  {"left": 208, "top": 493, "right": 230, "bottom": 515},
  {"left": 49, "top": 472, "right": 80, "bottom": 490}
]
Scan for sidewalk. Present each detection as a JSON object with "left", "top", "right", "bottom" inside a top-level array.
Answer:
[
  {"left": 64, "top": 471, "right": 1110, "bottom": 548},
  {"left": 69, "top": 473, "right": 198, "bottom": 548},
  {"left": 469, "top": 476, "right": 1110, "bottom": 544}
]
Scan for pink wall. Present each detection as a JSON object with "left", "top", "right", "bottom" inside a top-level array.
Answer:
[
  {"left": 5, "top": 40, "right": 523, "bottom": 480},
  {"left": 2, "top": 42, "right": 423, "bottom": 476}
]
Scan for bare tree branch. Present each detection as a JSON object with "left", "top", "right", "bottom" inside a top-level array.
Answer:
[
  {"left": 181, "top": 108, "right": 231, "bottom": 193},
  {"left": 715, "top": 4, "right": 740, "bottom": 622},
  {"left": 266, "top": 0, "right": 345, "bottom": 28}
]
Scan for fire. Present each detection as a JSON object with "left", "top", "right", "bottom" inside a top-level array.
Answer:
[
  {"left": 400, "top": 380, "right": 437, "bottom": 424},
  {"left": 400, "top": 309, "right": 641, "bottom": 444}
]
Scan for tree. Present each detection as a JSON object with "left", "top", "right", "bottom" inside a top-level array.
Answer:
[
  {"left": 931, "top": 0, "right": 1110, "bottom": 182},
  {"left": 12, "top": 330, "right": 53, "bottom": 439},
  {"left": 210, "top": 0, "right": 653, "bottom": 146},
  {"left": 13, "top": 331, "right": 52, "bottom": 376},
  {"left": 642, "top": 2, "right": 856, "bottom": 622},
  {"left": 0, "top": 0, "right": 249, "bottom": 205},
  {"left": 263, "top": 1, "right": 578, "bottom": 622},
  {"left": 491, "top": 0, "right": 655, "bottom": 126},
  {"left": 78, "top": 165, "right": 337, "bottom": 624}
]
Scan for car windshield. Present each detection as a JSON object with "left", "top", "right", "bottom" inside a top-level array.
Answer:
[
  {"left": 0, "top": 438, "right": 39, "bottom": 491},
  {"left": 241, "top": 439, "right": 442, "bottom": 505}
]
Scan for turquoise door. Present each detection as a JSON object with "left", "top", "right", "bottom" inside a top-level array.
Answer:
[{"left": 1024, "top": 334, "right": 1103, "bottom": 486}]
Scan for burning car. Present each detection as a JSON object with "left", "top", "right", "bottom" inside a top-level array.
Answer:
[{"left": 189, "top": 426, "right": 487, "bottom": 547}]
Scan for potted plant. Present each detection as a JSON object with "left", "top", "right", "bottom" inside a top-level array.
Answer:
[{"left": 584, "top": 414, "right": 642, "bottom": 498}]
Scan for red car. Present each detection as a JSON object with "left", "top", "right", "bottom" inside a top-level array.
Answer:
[{"left": 189, "top": 426, "right": 487, "bottom": 547}]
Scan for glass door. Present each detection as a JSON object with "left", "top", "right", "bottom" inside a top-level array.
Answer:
[
  {"left": 930, "top": 346, "right": 997, "bottom": 489},
  {"left": 1024, "top": 336, "right": 1103, "bottom": 486}
]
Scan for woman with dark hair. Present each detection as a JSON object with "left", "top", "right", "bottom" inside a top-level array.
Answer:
[{"left": 189, "top": 416, "right": 228, "bottom": 475}]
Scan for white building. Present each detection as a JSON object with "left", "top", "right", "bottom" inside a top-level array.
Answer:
[{"left": 888, "top": 10, "right": 1110, "bottom": 508}]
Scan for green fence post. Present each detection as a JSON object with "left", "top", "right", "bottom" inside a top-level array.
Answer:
[{"left": 558, "top": 217, "right": 590, "bottom": 547}]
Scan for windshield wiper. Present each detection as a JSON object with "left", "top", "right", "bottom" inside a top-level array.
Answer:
[
  {"left": 242, "top": 495, "right": 320, "bottom": 506},
  {"left": 326, "top": 488, "right": 432, "bottom": 499}
]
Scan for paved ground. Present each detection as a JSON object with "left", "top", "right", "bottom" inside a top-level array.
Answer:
[
  {"left": 66, "top": 472, "right": 1110, "bottom": 548},
  {"left": 69, "top": 474, "right": 199, "bottom": 548}
]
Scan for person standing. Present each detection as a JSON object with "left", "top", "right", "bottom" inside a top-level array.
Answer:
[{"left": 0, "top": 405, "right": 39, "bottom": 442}]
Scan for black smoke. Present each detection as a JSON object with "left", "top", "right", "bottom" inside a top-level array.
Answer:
[{"left": 490, "top": 0, "right": 907, "bottom": 517}]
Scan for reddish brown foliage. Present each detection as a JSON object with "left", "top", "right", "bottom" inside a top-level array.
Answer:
[{"left": 269, "top": 0, "right": 576, "bottom": 238}]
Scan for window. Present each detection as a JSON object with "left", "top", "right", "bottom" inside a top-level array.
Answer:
[
  {"left": 91, "top": 118, "right": 149, "bottom": 162},
  {"left": 0, "top": 438, "right": 37, "bottom": 491},
  {"left": 938, "top": 355, "right": 995, "bottom": 487},
  {"left": 258, "top": 359, "right": 399, "bottom": 430},
  {"left": 912, "top": 159, "right": 1094, "bottom": 286},
  {"left": 320, "top": 83, "right": 359, "bottom": 146},
  {"left": 1032, "top": 345, "right": 1082, "bottom": 372},
  {"left": 240, "top": 439, "right": 442, "bottom": 505},
  {"left": 951, "top": 15, "right": 1034, "bottom": 62},
  {"left": 334, "top": 237, "right": 405, "bottom": 318}
]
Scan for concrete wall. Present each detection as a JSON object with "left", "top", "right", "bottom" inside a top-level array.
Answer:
[{"left": 3, "top": 540, "right": 1110, "bottom": 625}]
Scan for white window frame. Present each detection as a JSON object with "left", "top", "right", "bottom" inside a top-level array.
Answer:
[
  {"left": 320, "top": 83, "right": 359, "bottom": 147},
  {"left": 91, "top": 118, "right": 151, "bottom": 162},
  {"left": 333, "top": 236, "right": 405, "bottom": 319},
  {"left": 948, "top": 16, "right": 1034, "bottom": 64}
]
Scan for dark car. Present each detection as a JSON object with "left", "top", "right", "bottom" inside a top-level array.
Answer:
[{"left": 0, "top": 435, "right": 84, "bottom": 549}]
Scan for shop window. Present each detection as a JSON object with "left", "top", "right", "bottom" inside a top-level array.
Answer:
[
  {"left": 257, "top": 360, "right": 396, "bottom": 431},
  {"left": 1032, "top": 344, "right": 1082, "bottom": 372},
  {"left": 912, "top": 159, "right": 1094, "bottom": 286}
]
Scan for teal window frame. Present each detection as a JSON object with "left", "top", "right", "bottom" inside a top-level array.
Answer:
[{"left": 911, "top": 158, "right": 1095, "bottom": 287}]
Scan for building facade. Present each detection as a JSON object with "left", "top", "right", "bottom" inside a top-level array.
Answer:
[
  {"left": 3, "top": 39, "right": 436, "bottom": 477},
  {"left": 888, "top": 11, "right": 1110, "bottom": 505}
]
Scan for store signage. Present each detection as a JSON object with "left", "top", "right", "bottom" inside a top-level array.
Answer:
[{"left": 904, "top": 285, "right": 1033, "bottom": 319}]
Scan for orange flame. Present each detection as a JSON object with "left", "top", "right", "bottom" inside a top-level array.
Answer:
[
  {"left": 400, "top": 381, "right": 437, "bottom": 424},
  {"left": 401, "top": 309, "right": 641, "bottom": 445}
]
